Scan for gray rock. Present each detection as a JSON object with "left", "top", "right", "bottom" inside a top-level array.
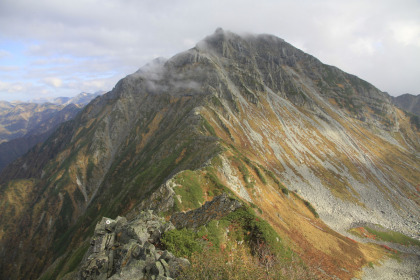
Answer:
[
  {"left": 170, "top": 193, "right": 242, "bottom": 229},
  {"left": 150, "top": 261, "right": 165, "bottom": 276},
  {"left": 156, "top": 276, "right": 173, "bottom": 280},
  {"left": 159, "top": 259, "right": 170, "bottom": 277},
  {"left": 78, "top": 211, "right": 186, "bottom": 280},
  {"left": 168, "top": 258, "right": 190, "bottom": 278},
  {"left": 159, "top": 250, "right": 175, "bottom": 263},
  {"left": 131, "top": 243, "right": 141, "bottom": 259}
]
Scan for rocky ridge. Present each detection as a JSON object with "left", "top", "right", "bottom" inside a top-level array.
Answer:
[
  {"left": 75, "top": 193, "right": 242, "bottom": 280},
  {"left": 78, "top": 212, "right": 186, "bottom": 280}
]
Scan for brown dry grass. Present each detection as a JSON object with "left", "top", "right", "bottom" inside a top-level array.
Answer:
[{"left": 136, "top": 110, "right": 166, "bottom": 153}]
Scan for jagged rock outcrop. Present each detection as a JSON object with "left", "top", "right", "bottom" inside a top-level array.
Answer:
[
  {"left": 79, "top": 211, "right": 189, "bottom": 280},
  {"left": 170, "top": 193, "right": 242, "bottom": 229}
]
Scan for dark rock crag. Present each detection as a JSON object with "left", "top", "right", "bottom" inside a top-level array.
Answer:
[
  {"left": 79, "top": 211, "right": 188, "bottom": 280},
  {"left": 170, "top": 193, "right": 242, "bottom": 229}
]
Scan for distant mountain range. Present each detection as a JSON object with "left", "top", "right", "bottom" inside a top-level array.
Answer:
[
  {"left": 0, "top": 92, "right": 103, "bottom": 171},
  {"left": 391, "top": 93, "right": 420, "bottom": 116},
  {"left": 28, "top": 91, "right": 104, "bottom": 106}
]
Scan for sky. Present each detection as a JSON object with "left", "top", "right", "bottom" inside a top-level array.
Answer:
[{"left": 0, "top": 0, "right": 419, "bottom": 102}]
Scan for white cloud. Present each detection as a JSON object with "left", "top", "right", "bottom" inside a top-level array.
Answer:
[
  {"left": 0, "top": 0, "right": 419, "bottom": 100},
  {"left": 0, "top": 81, "right": 29, "bottom": 93},
  {"left": 389, "top": 21, "right": 420, "bottom": 47},
  {"left": 0, "top": 50, "right": 11, "bottom": 59},
  {"left": 350, "top": 38, "right": 378, "bottom": 55},
  {"left": 43, "top": 77, "right": 63, "bottom": 88}
]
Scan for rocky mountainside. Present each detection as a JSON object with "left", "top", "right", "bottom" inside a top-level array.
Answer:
[
  {"left": 0, "top": 93, "right": 102, "bottom": 171},
  {"left": 0, "top": 29, "right": 419, "bottom": 280},
  {"left": 392, "top": 93, "right": 420, "bottom": 116}
]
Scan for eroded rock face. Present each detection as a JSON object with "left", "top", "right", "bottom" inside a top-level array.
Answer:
[
  {"left": 79, "top": 211, "right": 189, "bottom": 280},
  {"left": 170, "top": 193, "right": 243, "bottom": 229}
]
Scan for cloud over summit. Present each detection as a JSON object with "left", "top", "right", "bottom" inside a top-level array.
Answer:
[{"left": 0, "top": 0, "right": 419, "bottom": 101}]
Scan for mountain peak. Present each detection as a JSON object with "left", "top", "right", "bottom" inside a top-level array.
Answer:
[{"left": 1, "top": 30, "right": 419, "bottom": 280}]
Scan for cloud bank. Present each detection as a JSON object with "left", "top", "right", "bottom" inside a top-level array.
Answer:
[{"left": 0, "top": 0, "right": 419, "bottom": 101}]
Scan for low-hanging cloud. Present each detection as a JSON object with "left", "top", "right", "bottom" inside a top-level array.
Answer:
[{"left": 0, "top": 0, "right": 419, "bottom": 101}]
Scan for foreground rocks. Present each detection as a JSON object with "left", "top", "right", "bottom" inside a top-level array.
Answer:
[
  {"left": 79, "top": 211, "right": 189, "bottom": 280},
  {"left": 78, "top": 193, "right": 243, "bottom": 279}
]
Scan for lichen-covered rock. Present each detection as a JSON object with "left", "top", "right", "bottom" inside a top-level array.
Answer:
[
  {"left": 79, "top": 211, "right": 183, "bottom": 280},
  {"left": 167, "top": 258, "right": 191, "bottom": 278},
  {"left": 170, "top": 193, "right": 242, "bottom": 229}
]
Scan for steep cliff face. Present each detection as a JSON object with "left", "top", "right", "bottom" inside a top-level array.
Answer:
[{"left": 0, "top": 29, "right": 418, "bottom": 280}]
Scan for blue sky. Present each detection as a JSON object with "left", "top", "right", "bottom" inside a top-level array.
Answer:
[{"left": 1, "top": 0, "right": 419, "bottom": 101}]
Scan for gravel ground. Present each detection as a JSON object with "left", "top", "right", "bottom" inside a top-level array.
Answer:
[{"left": 354, "top": 254, "right": 420, "bottom": 280}]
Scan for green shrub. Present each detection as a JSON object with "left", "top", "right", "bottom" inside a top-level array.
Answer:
[
  {"left": 161, "top": 228, "right": 202, "bottom": 258},
  {"left": 291, "top": 192, "right": 319, "bottom": 218},
  {"left": 303, "top": 200, "right": 319, "bottom": 218},
  {"left": 264, "top": 168, "right": 289, "bottom": 195}
]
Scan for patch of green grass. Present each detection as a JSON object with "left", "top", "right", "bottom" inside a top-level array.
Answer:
[
  {"left": 232, "top": 156, "right": 254, "bottom": 189},
  {"left": 65, "top": 242, "right": 89, "bottom": 274},
  {"left": 161, "top": 201, "right": 315, "bottom": 279},
  {"left": 242, "top": 158, "right": 267, "bottom": 185},
  {"left": 201, "top": 118, "right": 216, "bottom": 136},
  {"left": 210, "top": 155, "right": 223, "bottom": 168},
  {"left": 163, "top": 204, "right": 291, "bottom": 260},
  {"left": 364, "top": 227, "right": 420, "bottom": 247},
  {"left": 196, "top": 219, "right": 229, "bottom": 249},
  {"left": 253, "top": 165, "right": 267, "bottom": 184},
  {"left": 174, "top": 170, "right": 204, "bottom": 210}
]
